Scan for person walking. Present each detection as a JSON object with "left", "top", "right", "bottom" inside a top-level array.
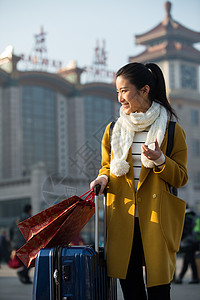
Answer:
[
  {"left": 0, "top": 230, "right": 10, "bottom": 266},
  {"left": 90, "top": 62, "right": 188, "bottom": 300},
  {"left": 175, "top": 206, "right": 199, "bottom": 284},
  {"left": 10, "top": 204, "right": 32, "bottom": 284}
]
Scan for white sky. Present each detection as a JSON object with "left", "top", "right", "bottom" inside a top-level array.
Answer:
[{"left": 0, "top": 0, "right": 200, "bottom": 73}]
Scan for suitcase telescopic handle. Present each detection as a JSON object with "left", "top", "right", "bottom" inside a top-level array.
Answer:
[
  {"left": 94, "top": 184, "right": 107, "bottom": 258},
  {"left": 94, "top": 184, "right": 107, "bottom": 196},
  {"left": 94, "top": 184, "right": 101, "bottom": 196}
]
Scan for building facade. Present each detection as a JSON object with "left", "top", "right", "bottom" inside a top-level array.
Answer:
[
  {"left": 0, "top": 51, "right": 118, "bottom": 230},
  {"left": 129, "top": 1, "right": 200, "bottom": 211}
]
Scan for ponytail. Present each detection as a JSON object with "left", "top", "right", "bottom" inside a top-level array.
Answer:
[{"left": 145, "top": 63, "right": 177, "bottom": 120}]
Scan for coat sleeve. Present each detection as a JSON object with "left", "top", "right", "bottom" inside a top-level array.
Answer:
[
  {"left": 153, "top": 123, "right": 188, "bottom": 188},
  {"left": 98, "top": 123, "right": 112, "bottom": 179}
]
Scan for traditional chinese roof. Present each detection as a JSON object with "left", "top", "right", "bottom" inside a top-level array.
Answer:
[
  {"left": 135, "top": 2, "right": 200, "bottom": 45},
  {"left": 129, "top": 41, "right": 200, "bottom": 64},
  {"left": 129, "top": 1, "right": 200, "bottom": 63}
]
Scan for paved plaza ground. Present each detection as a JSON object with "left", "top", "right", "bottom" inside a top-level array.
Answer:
[{"left": 0, "top": 256, "right": 199, "bottom": 300}]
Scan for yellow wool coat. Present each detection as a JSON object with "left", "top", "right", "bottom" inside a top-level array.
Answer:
[{"left": 98, "top": 121, "right": 188, "bottom": 287}]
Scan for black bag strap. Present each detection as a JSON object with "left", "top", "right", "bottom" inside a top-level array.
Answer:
[
  {"left": 166, "top": 121, "right": 176, "bottom": 157},
  {"left": 109, "top": 121, "right": 115, "bottom": 142},
  {"left": 166, "top": 121, "right": 177, "bottom": 196}
]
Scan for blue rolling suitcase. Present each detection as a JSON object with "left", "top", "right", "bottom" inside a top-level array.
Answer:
[{"left": 32, "top": 185, "right": 117, "bottom": 300}]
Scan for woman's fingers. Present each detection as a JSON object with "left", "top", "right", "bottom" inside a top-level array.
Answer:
[{"left": 90, "top": 177, "right": 107, "bottom": 195}]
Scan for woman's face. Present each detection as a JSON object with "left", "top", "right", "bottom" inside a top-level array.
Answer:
[{"left": 116, "top": 75, "right": 151, "bottom": 115}]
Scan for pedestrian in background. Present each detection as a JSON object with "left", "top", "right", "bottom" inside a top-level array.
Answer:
[
  {"left": 175, "top": 205, "right": 199, "bottom": 284},
  {"left": 0, "top": 230, "right": 10, "bottom": 267},
  {"left": 10, "top": 204, "right": 32, "bottom": 284},
  {"left": 90, "top": 62, "right": 188, "bottom": 300}
]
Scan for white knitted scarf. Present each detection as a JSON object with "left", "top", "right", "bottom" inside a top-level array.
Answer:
[{"left": 110, "top": 102, "right": 168, "bottom": 176}]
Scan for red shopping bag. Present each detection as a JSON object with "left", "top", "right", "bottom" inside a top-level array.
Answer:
[
  {"left": 8, "top": 250, "right": 23, "bottom": 269},
  {"left": 16, "top": 190, "right": 95, "bottom": 268},
  {"left": 17, "top": 194, "right": 79, "bottom": 242}
]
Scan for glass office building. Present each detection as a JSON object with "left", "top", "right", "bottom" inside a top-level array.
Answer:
[
  {"left": 0, "top": 52, "right": 118, "bottom": 226},
  {"left": 22, "top": 86, "right": 57, "bottom": 175}
]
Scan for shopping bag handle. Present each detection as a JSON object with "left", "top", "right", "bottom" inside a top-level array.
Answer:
[
  {"left": 80, "top": 189, "right": 94, "bottom": 199},
  {"left": 80, "top": 189, "right": 95, "bottom": 206}
]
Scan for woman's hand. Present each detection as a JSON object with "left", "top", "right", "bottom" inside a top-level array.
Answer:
[
  {"left": 90, "top": 176, "right": 108, "bottom": 195},
  {"left": 141, "top": 138, "right": 162, "bottom": 161}
]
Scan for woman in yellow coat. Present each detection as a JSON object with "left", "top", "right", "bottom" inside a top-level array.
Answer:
[{"left": 90, "top": 62, "right": 188, "bottom": 300}]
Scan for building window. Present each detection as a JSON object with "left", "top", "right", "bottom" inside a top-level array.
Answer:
[
  {"left": 180, "top": 64, "right": 197, "bottom": 90},
  {"left": 169, "top": 63, "right": 175, "bottom": 89},
  {"left": 192, "top": 139, "right": 200, "bottom": 156},
  {"left": 22, "top": 86, "right": 57, "bottom": 174},
  {"left": 84, "top": 96, "right": 113, "bottom": 145},
  {"left": 191, "top": 109, "right": 199, "bottom": 126},
  {"left": 194, "top": 172, "right": 200, "bottom": 189}
]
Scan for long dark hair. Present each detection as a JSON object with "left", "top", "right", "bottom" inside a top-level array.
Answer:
[{"left": 116, "top": 62, "right": 177, "bottom": 120}]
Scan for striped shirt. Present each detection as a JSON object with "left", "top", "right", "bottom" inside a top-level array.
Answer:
[
  {"left": 132, "top": 131, "right": 148, "bottom": 191},
  {"left": 132, "top": 130, "right": 148, "bottom": 217}
]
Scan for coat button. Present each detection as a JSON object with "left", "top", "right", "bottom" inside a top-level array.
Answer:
[
  {"left": 153, "top": 194, "right": 157, "bottom": 199},
  {"left": 137, "top": 197, "right": 142, "bottom": 203}
]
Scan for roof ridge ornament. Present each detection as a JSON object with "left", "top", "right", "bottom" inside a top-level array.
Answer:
[
  {"left": 162, "top": 1, "right": 174, "bottom": 26},
  {"left": 165, "top": 1, "right": 172, "bottom": 19}
]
